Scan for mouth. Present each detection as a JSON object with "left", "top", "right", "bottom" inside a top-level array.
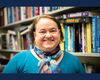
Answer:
[{"left": 43, "top": 40, "right": 54, "bottom": 41}]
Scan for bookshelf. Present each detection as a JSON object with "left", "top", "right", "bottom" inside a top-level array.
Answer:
[
  {"left": 0, "top": 7, "right": 100, "bottom": 73},
  {"left": 0, "top": 7, "right": 100, "bottom": 30},
  {"left": 70, "top": 52, "right": 100, "bottom": 57},
  {"left": 0, "top": 49, "right": 23, "bottom": 53}
]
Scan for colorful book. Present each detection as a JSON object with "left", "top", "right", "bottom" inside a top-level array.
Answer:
[
  {"left": 82, "top": 23, "right": 87, "bottom": 52},
  {"left": 60, "top": 23, "right": 65, "bottom": 50},
  {"left": 64, "top": 24, "right": 68, "bottom": 51},
  {"left": 68, "top": 26, "right": 71, "bottom": 52},
  {"left": 92, "top": 16, "right": 97, "bottom": 53},
  {"left": 86, "top": 23, "right": 92, "bottom": 53},
  {"left": 71, "top": 24, "right": 75, "bottom": 52},
  {"left": 4, "top": 7, "right": 8, "bottom": 25},
  {"left": 78, "top": 24, "right": 83, "bottom": 52},
  {"left": 96, "top": 16, "right": 100, "bottom": 53},
  {"left": 66, "top": 11, "right": 100, "bottom": 18}
]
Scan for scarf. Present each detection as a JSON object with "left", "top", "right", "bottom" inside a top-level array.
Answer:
[{"left": 34, "top": 46, "right": 62, "bottom": 73}]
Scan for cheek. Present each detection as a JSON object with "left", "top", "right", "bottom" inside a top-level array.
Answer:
[
  {"left": 35, "top": 35, "right": 43, "bottom": 42},
  {"left": 54, "top": 33, "right": 60, "bottom": 40}
]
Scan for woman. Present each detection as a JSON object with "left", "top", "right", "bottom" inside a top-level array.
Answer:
[{"left": 3, "top": 15, "right": 85, "bottom": 73}]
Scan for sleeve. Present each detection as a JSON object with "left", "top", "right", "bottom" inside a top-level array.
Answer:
[
  {"left": 2, "top": 56, "right": 18, "bottom": 73},
  {"left": 2, "top": 50, "right": 29, "bottom": 73},
  {"left": 75, "top": 57, "right": 86, "bottom": 73}
]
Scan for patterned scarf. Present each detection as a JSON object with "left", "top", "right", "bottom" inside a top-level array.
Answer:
[{"left": 34, "top": 46, "right": 62, "bottom": 73}]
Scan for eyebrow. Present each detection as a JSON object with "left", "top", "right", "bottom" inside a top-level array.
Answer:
[{"left": 40, "top": 28, "right": 57, "bottom": 30}]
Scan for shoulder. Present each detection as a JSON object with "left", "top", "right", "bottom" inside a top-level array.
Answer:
[
  {"left": 63, "top": 51, "right": 81, "bottom": 64},
  {"left": 63, "top": 51, "right": 78, "bottom": 59},
  {"left": 11, "top": 50, "right": 32, "bottom": 61}
]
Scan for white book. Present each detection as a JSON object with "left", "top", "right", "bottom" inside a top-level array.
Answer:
[
  {"left": 44, "top": 7, "right": 48, "bottom": 14},
  {"left": 8, "top": 30, "right": 16, "bottom": 35},
  {"left": 20, "top": 7, "right": 26, "bottom": 21},
  {"left": 4, "top": 7, "right": 8, "bottom": 25},
  {"left": 39, "top": 7, "right": 43, "bottom": 15},
  {"left": 68, "top": 26, "right": 71, "bottom": 51}
]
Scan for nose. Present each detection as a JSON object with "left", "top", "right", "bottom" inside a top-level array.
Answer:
[{"left": 45, "top": 32, "right": 52, "bottom": 38}]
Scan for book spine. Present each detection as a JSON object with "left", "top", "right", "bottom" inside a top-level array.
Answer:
[
  {"left": 79, "top": 24, "right": 83, "bottom": 52},
  {"left": 64, "top": 25, "right": 68, "bottom": 51},
  {"left": 27, "top": 7, "right": 31, "bottom": 19},
  {"left": 60, "top": 23, "right": 65, "bottom": 50},
  {"left": 68, "top": 26, "right": 71, "bottom": 51},
  {"left": 96, "top": 16, "right": 100, "bottom": 53},
  {"left": 31, "top": 7, "right": 34, "bottom": 17},
  {"left": 9, "top": 7, "right": 13, "bottom": 24},
  {"left": 82, "top": 23, "right": 87, "bottom": 52},
  {"left": 86, "top": 23, "right": 92, "bottom": 53},
  {"left": 4, "top": 7, "right": 8, "bottom": 25},
  {"left": 92, "top": 16, "right": 97, "bottom": 53},
  {"left": 71, "top": 25, "right": 75, "bottom": 52},
  {"left": 15, "top": 7, "right": 19, "bottom": 22}
]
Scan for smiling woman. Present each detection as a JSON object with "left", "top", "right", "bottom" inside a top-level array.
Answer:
[
  {"left": 34, "top": 18, "right": 61, "bottom": 52},
  {"left": 3, "top": 15, "right": 85, "bottom": 73}
]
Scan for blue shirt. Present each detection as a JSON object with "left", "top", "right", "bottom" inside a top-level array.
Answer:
[{"left": 3, "top": 50, "right": 85, "bottom": 73}]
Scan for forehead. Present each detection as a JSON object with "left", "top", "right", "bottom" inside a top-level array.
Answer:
[{"left": 36, "top": 18, "right": 58, "bottom": 29}]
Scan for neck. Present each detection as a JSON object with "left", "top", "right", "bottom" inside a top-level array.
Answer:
[{"left": 34, "top": 45, "right": 61, "bottom": 59}]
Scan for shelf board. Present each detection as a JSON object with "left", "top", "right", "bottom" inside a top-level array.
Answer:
[
  {"left": 70, "top": 52, "right": 100, "bottom": 57},
  {"left": 0, "top": 49, "right": 23, "bottom": 53}
]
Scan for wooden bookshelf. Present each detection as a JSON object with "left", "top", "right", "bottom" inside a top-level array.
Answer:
[
  {"left": 0, "top": 7, "right": 100, "bottom": 30},
  {"left": 0, "top": 7, "right": 74, "bottom": 30},
  {"left": 70, "top": 52, "right": 100, "bottom": 57},
  {"left": 0, "top": 49, "right": 23, "bottom": 53},
  {"left": 0, "top": 7, "right": 100, "bottom": 73}
]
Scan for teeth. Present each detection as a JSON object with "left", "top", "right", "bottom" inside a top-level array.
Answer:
[{"left": 43, "top": 40, "right": 54, "bottom": 41}]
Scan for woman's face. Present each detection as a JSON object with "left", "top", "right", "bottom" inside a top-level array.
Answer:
[{"left": 34, "top": 18, "right": 61, "bottom": 52}]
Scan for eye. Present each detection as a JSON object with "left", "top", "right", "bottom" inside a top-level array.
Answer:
[
  {"left": 40, "top": 31, "right": 46, "bottom": 33},
  {"left": 50, "top": 29, "right": 57, "bottom": 32}
]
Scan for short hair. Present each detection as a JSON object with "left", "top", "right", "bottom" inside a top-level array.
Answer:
[{"left": 28, "top": 15, "right": 63, "bottom": 45}]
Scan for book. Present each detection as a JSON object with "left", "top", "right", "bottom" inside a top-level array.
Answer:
[
  {"left": 92, "top": 16, "right": 98, "bottom": 53},
  {"left": 4, "top": 7, "right": 8, "bottom": 25},
  {"left": 0, "top": 33, "right": 7, "bottom": 49},
  {"left": 20, "top": 7, "right": 26, "bottom": 21},
  {"left": 78, "top": 24, "right": 83, "bottom": 52},
  {"left": 31, "top": 7, "right": 34, "bottom": 17},
  {"left": 7, "top": 30, "right": 17, "bottom": 50},
  {"left": 86, "top": 23, "right": 92, "bottom": 53},
  {"left": 9, "top": 7, "right": 13, "bottom": 24},
  {"left": 66, "top": 11, "right": 100, "bottom": 18},
  {"left": 82, "top": 23, "right": 87, "bottom": 52},
  {"left": 0, "top": 8, "right": 4, "bottom": 26},
  {"left": 60, "top": 23, "right": 65, "bottom": 50},
  {"left": 71, "top": 24, "right": 75, "bottom": 52},
  {"left": 75, "top": 24, "right": 80, "bottom": 52},
  {"left": 68, "top": 26, "right": 71, "bottom": 52},
  {"left": 27, "top": 7, "right": 31, "bottom": 19},
  {"left": 64, "top": 24, "right": 68, "bottom": 51},
  {"left": 34, "top": 7, "right": 40, "bottom": 16},
  {"left": 17, "top": 31, "right": 22, "bottom": 50},
  {"left": 65, "top": 17, "right": 91, "bottom": 24},
  {"left": 96, "top": 16, "right": 100, "bottom": 53}
]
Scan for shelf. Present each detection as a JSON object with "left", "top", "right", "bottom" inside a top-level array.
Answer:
[
  {"left": 0, "top": 7, "right": 74, "bottom": 30},
  {"left": 0, "top": 7, "right": 100, "bottom": 30},
  {"left": 0, "top": 49, "right": 23, "bottom": 53},
  {"left": 70, "top": 52, "right": 100, "bottom": 57},
  {"left": 47, "top": 7, "right": 74, "bottom": 15}
]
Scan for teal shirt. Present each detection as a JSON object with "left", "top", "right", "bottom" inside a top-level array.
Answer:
[{"left": 3, "top": 50, "right": 85, "bottom": 73}]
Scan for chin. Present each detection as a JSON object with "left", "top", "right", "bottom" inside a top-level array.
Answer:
[{"left": 43, "top": 46, "right": 56, "bottom": 52}]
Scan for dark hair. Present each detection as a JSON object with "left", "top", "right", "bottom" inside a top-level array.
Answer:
[{"left": 28, "top": 15, "right": 63, "bottom": 45}]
